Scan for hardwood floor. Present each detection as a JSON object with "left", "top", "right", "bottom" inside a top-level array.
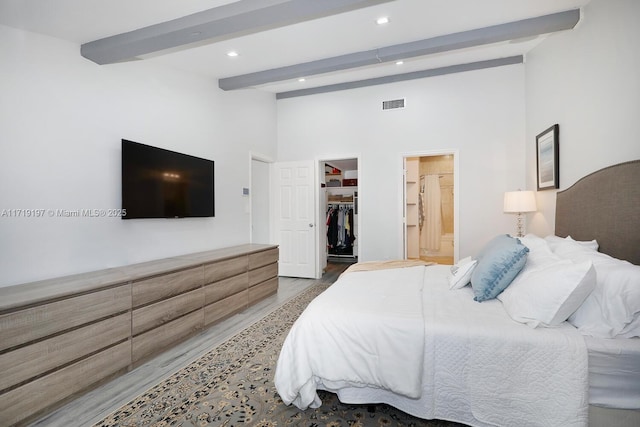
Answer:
[{"left": 30, "top": 262, "right": 351, "bottom": 427}]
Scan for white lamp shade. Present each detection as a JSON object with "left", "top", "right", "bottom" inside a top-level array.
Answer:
[{"left": 504, "top": 191, "right": 537, "bottom": 213}]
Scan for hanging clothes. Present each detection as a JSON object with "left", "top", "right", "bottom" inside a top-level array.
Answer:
[
  {"left": 327, "top": 207, "right": 339, "bottom": 249},
  {"left": 344, "top": 208, "right": 350, "bottom": 245},
  {"left": 337, "top": 206, "right": 344, "bottom": 245},
  {"left": 351, "top": 209, "right": 355, "bottom": 237},
  {"left": 347, "top": 208, "right": 355, "bottom": 243},
  {"left": 327, "top": 204, "right": 355, "bottom": 255}
]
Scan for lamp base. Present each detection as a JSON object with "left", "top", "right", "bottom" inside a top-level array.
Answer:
[{"left": 515, "top": 213, "right": 525, "bottom": 238}]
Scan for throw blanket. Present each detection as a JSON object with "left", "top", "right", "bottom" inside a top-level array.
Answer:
[
  {"left": 340, "top": 259, "right": 434, "bottom": 277},
  {"left": 275, "top": 266, "right": 427, "bottom": 409}
]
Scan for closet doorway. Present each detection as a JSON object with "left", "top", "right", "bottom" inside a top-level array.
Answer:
[
  {"left": 318, "top": 157, "right": 359, "bottom": 274},
  {"left": 404, "top": 152, "right": 458, "bottom": 265}
]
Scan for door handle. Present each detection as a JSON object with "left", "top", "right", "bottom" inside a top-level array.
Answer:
[{"left": 309, "top": 223, "right": 314, "bottom": 227}]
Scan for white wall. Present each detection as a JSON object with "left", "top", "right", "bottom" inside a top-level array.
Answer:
[
  {"left": 10, "top": 0, "right": 633, "bottom": 286},
  {"left": 525, "top": 0, "right": 640, "bottom": 236},
  {"left": 0, "top": 25, "right": 277, "bottom": 287},
  {"left": 277, "top": 64, "right": 526, "bottom": 261}
]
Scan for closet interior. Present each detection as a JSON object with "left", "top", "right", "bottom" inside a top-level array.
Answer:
[{"left": 322, "top": 159, "right": 358, "bottom": 263}]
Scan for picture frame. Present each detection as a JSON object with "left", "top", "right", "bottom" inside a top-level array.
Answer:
[{"left": 536, "top": 124, "right": 559, "bottom": 190}]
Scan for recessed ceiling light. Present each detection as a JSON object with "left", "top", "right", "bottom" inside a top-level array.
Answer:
[
  {"left": 226, "top": 51, "right": 239, "bottom": 57},
  {"left": 376, "top": 17, "right": 389, "bottom": 25},
  {"left": 298, "top": 78, "right": 306, "bottom": 82},
  {"left": 396, "top": 60, "right": 404, "bottom": 65}
]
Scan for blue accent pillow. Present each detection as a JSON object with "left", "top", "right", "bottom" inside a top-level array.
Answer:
[{"left": 471, "top": 234, "right": 529, "bottom": 302}]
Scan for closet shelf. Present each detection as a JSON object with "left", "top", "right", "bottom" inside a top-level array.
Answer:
[{"left": 326, "top": 186, "right": 357, "bottom": 190}]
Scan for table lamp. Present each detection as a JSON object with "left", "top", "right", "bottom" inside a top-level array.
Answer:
[{"left": 504, "top": 190, "right": 537, "bottom": 237}]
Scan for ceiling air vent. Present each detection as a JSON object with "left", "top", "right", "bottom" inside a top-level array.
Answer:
[{"left": 382, "top": 98, "right": 406, "bottom": 111}]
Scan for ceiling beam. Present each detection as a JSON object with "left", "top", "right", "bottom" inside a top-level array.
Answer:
[
  {"left": 276, "top": 56, "right": 523, "bottom": 99},
  {"left": 81, "top": 0, "right": 395, "bottom": 65},
  {"left": 220, "top": 9, "right": 579, "bottom": 90}
]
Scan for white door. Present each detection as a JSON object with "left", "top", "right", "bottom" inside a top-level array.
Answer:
[{"left": 273, "top": 161, "right": 316, "bottom": 278}]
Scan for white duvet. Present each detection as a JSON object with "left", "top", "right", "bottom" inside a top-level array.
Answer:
[
  {"left": 275, "top": 266, "right": 427, "bottom": 409},
  {"left": 274, "top": 265, "right": 589, "bottom": 427}
]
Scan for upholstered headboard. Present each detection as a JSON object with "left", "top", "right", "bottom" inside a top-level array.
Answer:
[{"left": 555, "top": 160, "right": 640, "bottom": 265}]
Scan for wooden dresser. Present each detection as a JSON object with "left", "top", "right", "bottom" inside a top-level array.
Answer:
[{"left": 0, "top": 244, "right": 278, "bottom": 426}]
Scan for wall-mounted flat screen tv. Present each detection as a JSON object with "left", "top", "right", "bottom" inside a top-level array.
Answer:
[{"left": 121, "top": 139, "right": 214, "bottom": 219}]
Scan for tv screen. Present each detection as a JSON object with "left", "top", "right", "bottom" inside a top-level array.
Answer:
[{"left": 121, "top": 139, "right": 214, "bottom": 219}]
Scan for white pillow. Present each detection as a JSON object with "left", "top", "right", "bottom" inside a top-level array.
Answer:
[
  {"left": 544, "top": 234, "right": 565, "bottom": 251},
  {"left": 545, "top": 235, "right": 599, "bottom": 252},
  {"left": 521, "top": 233, "right": 548, "bottom": 249},
  {"left": 448, "top": 256, "right": 478, "bottom": 290},
  {"left": 567, "top": 236, "right": 598, "bottom": 251},
  {"left": 521, "top": 234, "right": 562, "bottom": 270},
  {"left": 498, "top": 259, "right": 596, "bottom": 328},
  {"left": 554, "top": 242, "right": 640, "bottom": 338}
]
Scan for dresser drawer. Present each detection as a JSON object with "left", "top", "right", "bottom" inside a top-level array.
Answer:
[
  {"left": 0, "top": 313, "right": 130, "bottom": 392},
  {"left": 0, "top": 341, "right": 130, "bottom": 427},
  {"left": 204, "top": 272, "right": 247, "bottom": 305},
  {"left": 249, "top": 277, "right": 278, "bottom": 305},
  {"left": 0, "top": 284, "right": 130, "bottom": 351},
  {"left": 204, "top": 290, "right": 248, "bottom": 326},
  {"left": 249, "top": 263, "right": 278, "bottom": 287},
  {"left": 132, "top": 266, "right": 203, "bottom": 308},
  {"left": 204, "top": 256, "right": 248, "bottom": 284},
  {"left": 249, "top": 248, "right": 278, "bottom": 270},
  {"left": 132, "top": 309, "right": 204, "bottom": 363},
  {"left": 132, "top": 287, "right": 204, "bottom": 336}
]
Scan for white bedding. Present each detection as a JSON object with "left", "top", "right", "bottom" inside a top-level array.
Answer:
[
  {"left": 585, "top": 336, "right": 640, "bottom": 409},
  {"left": 275, "top": 266, "right": 427, "bottom": 409},
  {"left": 275, "top": 265, "right": 590, "bottom": 427}
]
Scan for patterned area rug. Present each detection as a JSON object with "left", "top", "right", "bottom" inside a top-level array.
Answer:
[{"left": 95, "top": 284, "right": 466, "bottom": 427}]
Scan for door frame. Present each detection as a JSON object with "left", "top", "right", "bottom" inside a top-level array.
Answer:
[
  {"left": 316, "top": 154, "right": 361, "bottom": 279},
  {"left": 249, "top": 152, "right": 274, "bottom": 244},
  {"left": 399, "top": 149, "right": 459, "bottom": 262}
]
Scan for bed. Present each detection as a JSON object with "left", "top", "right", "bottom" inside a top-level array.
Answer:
[{"left": 274, "top": 160, "right": 640, "bottom": 427}]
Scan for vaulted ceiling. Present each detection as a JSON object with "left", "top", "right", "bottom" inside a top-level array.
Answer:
[{"left": 0, "top": 0, "right": 590, "bottom": 98}]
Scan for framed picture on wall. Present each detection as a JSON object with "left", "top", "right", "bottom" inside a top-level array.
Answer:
[{"left": 536, "top": 124, "right": 559, "bottom": 190}]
